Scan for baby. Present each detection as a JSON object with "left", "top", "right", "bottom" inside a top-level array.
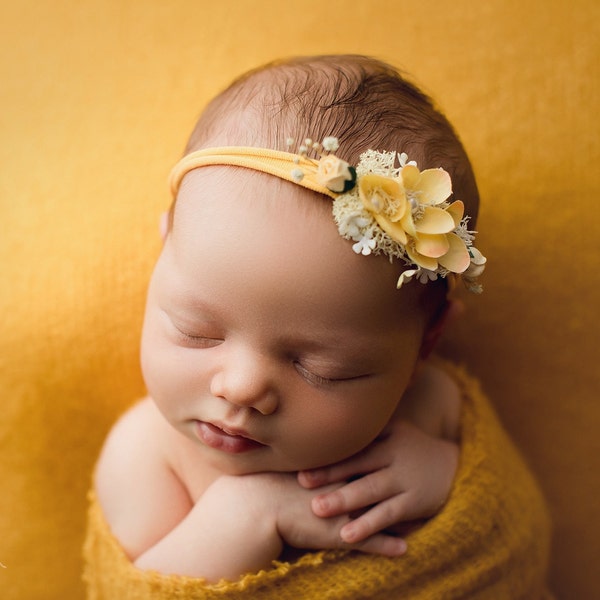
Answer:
[{"left": 88, "top": 55, "right": 524, "bottom": 593}]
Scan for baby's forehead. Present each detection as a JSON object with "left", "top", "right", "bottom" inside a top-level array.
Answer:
[
  {"left": 170, "top": 167, "right": 423, "bottom": 320},
  {"left": 174, "top": 167, "right": 330, "bottom": 222}
]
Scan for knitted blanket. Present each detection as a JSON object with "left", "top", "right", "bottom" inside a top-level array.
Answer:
[{"left": 83, "top": 364, "right": 552, "bottom": 599}]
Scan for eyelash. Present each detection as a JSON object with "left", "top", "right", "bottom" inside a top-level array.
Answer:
[
  {"left": 174, "top": 327, "right": 223, "bottom": 348},
  {"left": 293, "top": 362, "right": 363, "bottom": 387}
]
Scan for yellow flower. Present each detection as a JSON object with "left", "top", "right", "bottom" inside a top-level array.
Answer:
[
  {"left": 358, "top": 174, "right": 410, "bottom": 244},
  {"left": 316, "top": 155, "right": 356, "bottom": 193},
  {"left": 358, "top": 165, "right": 470, "bottom": 274}
]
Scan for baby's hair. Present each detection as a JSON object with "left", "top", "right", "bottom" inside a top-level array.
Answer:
[{"left": 185, "top": 54, "right": 479, "bottom": 225}]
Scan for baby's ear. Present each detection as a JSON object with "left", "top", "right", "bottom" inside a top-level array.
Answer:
[{"left": 419, "top": 298, "right": 465, "bottom": 360}]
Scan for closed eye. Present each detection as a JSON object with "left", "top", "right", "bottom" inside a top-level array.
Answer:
[
  {"left": 293, "top": 361, "right": 370, "bottom": 387},
  {"left": 172, "top": 325, "right": 224, "bottom": 348}
]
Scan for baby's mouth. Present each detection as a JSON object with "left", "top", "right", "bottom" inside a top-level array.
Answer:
[{"left": 194, "top": 421, "right": 266, "bottom": 454}]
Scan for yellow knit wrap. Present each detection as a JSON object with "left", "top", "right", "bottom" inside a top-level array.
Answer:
[{"left": 83, "top": 363, "right": 552, "bottom": 599}]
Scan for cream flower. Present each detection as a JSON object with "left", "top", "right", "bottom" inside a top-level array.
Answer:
[
  {"left": 464, "top": 247, "right": 487, "bottom": 278},
  {"left": 462, "top": 247, "right": 487, "bottom": 293},
  {"left": 316, "top": 155, "right": 356, "bottom": 193}
]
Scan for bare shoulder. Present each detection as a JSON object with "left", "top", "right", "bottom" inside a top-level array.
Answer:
[
  {"left": 94, "top": 398, "right": 193, "bottom": 559},
  {"left": 399, "top": 363, "right": 462, "bottom": 441}
]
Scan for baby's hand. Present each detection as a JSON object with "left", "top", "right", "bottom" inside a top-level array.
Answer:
[
  {"left": 297, "top": 419, "right": 459, "bottom": 545},
  {"left": 270, "top": 473, "right": 407, "bottom": 557}
]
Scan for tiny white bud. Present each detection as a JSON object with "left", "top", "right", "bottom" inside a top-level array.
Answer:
[
  {"left": 322, "top": 136, "right": 339, "bottom": 152},
  {"left": 291, "top": 168, "right": 304, "bottom": 182}
]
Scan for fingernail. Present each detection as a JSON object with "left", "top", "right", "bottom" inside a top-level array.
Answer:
[
  {"left": 341, "top": 524, "right": 357, "bottom": 543},
  {"left": 313, "top": 495, "right": 330, "bottom": 514},
  {"left": 306, "top": 470, "right": 325, "bottom": 484}
]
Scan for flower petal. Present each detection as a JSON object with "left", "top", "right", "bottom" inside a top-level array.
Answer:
[
  {"left": 374, "top": 214, "right": 408, "bottom": 245},
  {"left": 469, "top": 246, "right": 487, "bottom": 265},
  {"left": 400, "top": 164, "right": 420, "bottom": 189},
  {"left": 413, "top": 168, "right": 452, "bottom": 205},
  {"left": 415, "top": 206, "right": 455, "bottom": 234},
  {"left": 446, "top": 200, "right": 465, "bottom": 227},
  {"left": 397, "top": 269, "right": 419, "bottom": 289},
  {"left": 415, "top": 233, "right": 450, "bottom": 258},
  {"left": 437, "top": 233, "right": 471, "bottom": 273},
  {"left": 400, "top": 209, "right": 418, "bottom": 238},
  {"left": 406, "top": 244, "right": 439, "bottom": 271}
]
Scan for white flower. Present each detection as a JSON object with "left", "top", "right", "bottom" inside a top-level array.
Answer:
[
  {"left": 338, "top": 212, "right": 371, "bottom": 240},
  {"left": 417, "top": 269, "right": 438, "bottom": 283},
  {"left": 352, "top": 235, "right": 377, "bottom": 256},
  {"left": 322, "top": 136, "right": 340, "bottom": 152},
  {"left": 398, "top": 152, "right": 417, "bottom": 168},
  {"left": 291, "top": 168, "right": 304, "bottom": 183}
]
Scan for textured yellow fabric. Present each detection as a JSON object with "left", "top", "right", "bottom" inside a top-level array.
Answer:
[
  {"left": 1, "top": 2, "right": 598, "bottom": 599},
  {"left": 83, "top": 365, "right": 551, "bottom": 600}
]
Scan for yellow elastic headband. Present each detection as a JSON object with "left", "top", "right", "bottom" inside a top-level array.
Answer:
[
  {"left": 169, "top": 146, "right": 341, "bottom": 199},
  {"left": 167, "top": 138, "right": 486, "bottom": 292}
]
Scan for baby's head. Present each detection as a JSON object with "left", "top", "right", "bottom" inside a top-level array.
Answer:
[
  {"left": 172, "top": 54, "right": 483, "bottom": 329},
  {"left": 185, "top": 54, "right": 479, "bottom": 222},
  {"left": 141, "top": 55, "right": 484, "bottom": 474}
]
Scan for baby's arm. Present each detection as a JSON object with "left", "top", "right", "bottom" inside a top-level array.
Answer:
[
  {"left": 135, "top": 472, "right": 410, "bottom": 580},
  {"left": 95, "top": 400, "right": 283, "bottom": 580},
  {"left": 95, "top": 399, "right": 405, "bottom": 583},
  {"left": 298, "top": 363, "right": 461, "bottom": 544}
]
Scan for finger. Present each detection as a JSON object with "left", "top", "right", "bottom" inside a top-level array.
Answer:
[
  {"left": 351, "top": 533, "right": 407, "bottom": 557},
  {"left": 298, "top": 446, "right": 388, "bottom": 489},
  {"left": 297, "top": 470, "right": 326, "bottom": 489},
  {"left": 311, "top": 470, "right": 398, "bottom": 518},
  {"left": 339, "top": 493, "right": 422, "bottom": 544}
]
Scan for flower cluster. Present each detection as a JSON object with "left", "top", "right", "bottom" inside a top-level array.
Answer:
[
  {"left": 287, "top": 137, "right": 486, "bottom": 291},
  {"left": 332, "top": 145, "right": 484, "bottom": 291}
]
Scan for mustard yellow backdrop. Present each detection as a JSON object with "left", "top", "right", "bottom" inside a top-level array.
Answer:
[{"left": 1, "top": 1, "right": 598, "bottom": 598}]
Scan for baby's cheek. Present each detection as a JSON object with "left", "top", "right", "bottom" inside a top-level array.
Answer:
[
  {"left": 140, "top": 335, "right": 180, "bottom": 398},
  {"left": 297, "top": 407, "right": 381, "bottom": 466}
]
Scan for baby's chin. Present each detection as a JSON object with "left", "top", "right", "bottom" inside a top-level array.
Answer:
[{"left": 198, "top": 448, "right": 298, "bottom": 477}]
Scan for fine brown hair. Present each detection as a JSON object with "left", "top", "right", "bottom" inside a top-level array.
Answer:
[{"left": 184, "top": 54, "right": 479, "bottom": 224}]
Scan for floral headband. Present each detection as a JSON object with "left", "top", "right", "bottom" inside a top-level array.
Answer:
[{"left": 168, "top": 137, "right": 486, "bottom": 293}]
